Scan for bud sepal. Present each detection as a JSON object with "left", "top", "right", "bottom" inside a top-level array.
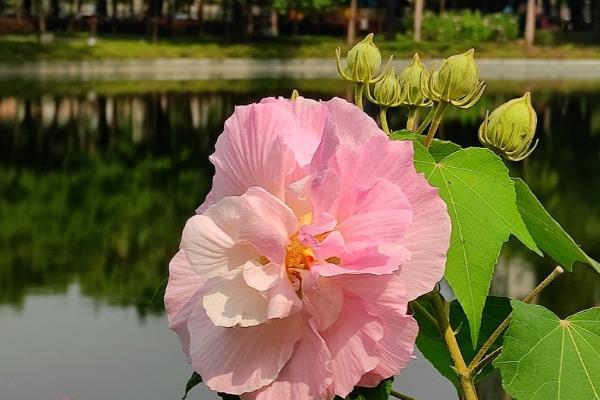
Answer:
[{"left": 478, "top": 92, "right": 539, "bottom": 161}]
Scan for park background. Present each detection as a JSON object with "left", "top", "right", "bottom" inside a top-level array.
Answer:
[{"left": 1, "top": 1, "right": 600, "bottom": 399}]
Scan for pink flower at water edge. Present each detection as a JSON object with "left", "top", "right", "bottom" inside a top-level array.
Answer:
[{"left": 165, "top": 97, "right": 451, "bottom": 400}]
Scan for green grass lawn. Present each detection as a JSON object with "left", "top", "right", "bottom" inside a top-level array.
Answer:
[{"left": 2, "top": 33, "right": 600, "bottom": 63}]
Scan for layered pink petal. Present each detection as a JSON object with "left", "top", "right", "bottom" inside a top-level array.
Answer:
[
  {"left": 203, "top": 187, "right": 298, "bottom": 264},
  {"left": 320, "top": 292, "right": 384, "bottom": 397},
  {"left": 300, "top": 272, "right": 343, "bottom": 331},
  {"left": 164, "top": 250, "right": 206, "bottom": 360},
  {"left": 201, "top": 102, "right": 299, "bottom": 209},
  {"left": 312, "top": 135, "right": 450, "bottom": 299},
  {"left": 260, "top": 97, "right": 330, "bottom": 168},
  {"left": 181, "top": 215, "right": 245, "bottom": 278},
  {"left": 201, "top": 267, "right": 270, "bottom": 327},
  {"left": 244, "top": 318, "right": 334, "bottom": 400},
  {"left": 188, "top": 306, "right": 304, "bottom": 395},
  {"left": 396, "top": 179, "right": 451, "bottom": 300},
  {"left": 266, "top": 276, "right": 303, "bottom": 320},
  {"left": 243, "top": 261, "right": 281, "bottom": 291},
  {"left": 335, "top": 274, "right": 418, "bottom": 381},
  {"left": 322, "top": 97, "right": 385, "bottom": 148}
]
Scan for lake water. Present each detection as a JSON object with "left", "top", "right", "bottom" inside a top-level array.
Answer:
[{"left": 1, "top": 78, "right": 600, "bottom": 400}]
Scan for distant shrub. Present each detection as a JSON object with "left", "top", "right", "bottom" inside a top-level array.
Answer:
[
  {"left": 535, "top": 30, "right": 555, "bottom": 46},
  {"left": 0, "top": 17, "right": 34, "bottom": 33},
  {"left": 406, "top": 10, "right": 519, "bottom": 43}
]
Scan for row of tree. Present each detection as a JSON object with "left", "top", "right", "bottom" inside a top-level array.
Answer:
[{"left": 0, "top": 0, "right": 599, "bottom": 44}]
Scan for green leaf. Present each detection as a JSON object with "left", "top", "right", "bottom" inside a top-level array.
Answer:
[
  {"left": 337, "top": 378, "right": 394, "bottom": 400},
  {"left": 390, "top": 130, "right": 461, "bottom": 161},
  {"left": 182, "top": 372, "right": 202, "bottom": 400},
  {"left": 411, "top": 141, "right": 540, "bottom": 344},
  {"left": 513, "top": 178, "right": 600, "bottom": 274},
  {"left": 494, "top": 301, "right": 600, "bottom": 400},
  {"left": 412, "top": 296, "right": 512, "bottom": 389}
]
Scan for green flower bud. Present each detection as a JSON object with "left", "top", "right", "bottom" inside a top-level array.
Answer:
[
  {"left": 424, "top": 49, "right": 486, "bottom": 108},
  {"left": 398, "top": 53, "right": 432, "bottom": 107},
  {"left": 372, "top": 68, "right": 402, "bottom": 107},
  {"left": 336, "top": 33, "right": 382, "bottom": 83},
  {"left": 478, "top": 92, "right": 539, "bottom": 161}
]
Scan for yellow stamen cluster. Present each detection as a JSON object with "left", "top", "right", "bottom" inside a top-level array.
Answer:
[{"left": 285, "top": 236, "right": 315, "bottom": 271}]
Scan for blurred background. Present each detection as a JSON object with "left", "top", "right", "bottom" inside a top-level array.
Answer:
[{"left": 1, "top": 1, "right": 600, "bottom": 399}]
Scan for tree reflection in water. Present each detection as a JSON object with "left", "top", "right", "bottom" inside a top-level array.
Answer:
[{"left": 1, "top": 80, "right": 599, "bottom": 321}]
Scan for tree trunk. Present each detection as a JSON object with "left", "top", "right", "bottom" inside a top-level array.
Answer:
[
  {"left": 292, "top": 14, "right": 299, "bottom": 35},
  {"left": 67, "top": 0, "right": 76, "bottom": 32},
  {"left": 384, "top": 0, "right": 396, "bottom": 40},
  {"left": 35, "top": 0, "right": 46, "bottom": 42},
  {"left": 593, "top": 0, "right": 600, "bottom": 30},
  {"left": 346, "top": 0, "right": 357, "bottom": 44},
  {"left": 439, "top": 0, "right": 445, "bottom": 13},
  {"left": 414, "top": 0, "right": 424, "bottom": 42},
  {"left": 244, "top": 0, "right": 253, "bottom": 36},
  {"left": 23, "top": 0, "right": 32, "bottom": 16},
  {"left": 196, "top": 0, "right": 204, "bottom": 33},
  {"left": 50, "top": 0, "right": 59, "bottom": 18},
  {"left": 96, "top": 0, "right": 107, "bottom": 17},
  {"left": 270, "top": 9, "right": 278, "bottom": 36},
  {"left": 525, "top": 0, "right": 536, "bottom": 46}
]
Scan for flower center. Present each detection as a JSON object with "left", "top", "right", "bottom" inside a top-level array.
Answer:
[
  {"left": 285, "top": 236, "right": 315, "bottom": 293},
  {"left": 285, "top": 235, "right": 315, "bottom": 271}
]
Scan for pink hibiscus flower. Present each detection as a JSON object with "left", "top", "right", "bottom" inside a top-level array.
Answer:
[{"left": 165, "top": 97, "right": 451, "bottom": 399}]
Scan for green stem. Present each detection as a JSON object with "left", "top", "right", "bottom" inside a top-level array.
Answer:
[
  {"left": 354, "top": 83, "right": 364, "bottom": 110},
  {"left": 470, "top": 347, "right": 503, "bottom": 377},
  {"left": 429, "top": 293, "right": 478, "bottom": 400},
  {"left": 424, "top": 101, "right": 448, "bottom": 149},
  {"left": 415, "top": 107, "right": 434, "bottom": 135},
  {"left": 406, "top": 107, "right": 418, "bottom": 131},
  {"left": 380, "top": 107, "right": 390, "bottom": 135},
  {"left": 468, "top": 266, "right": 565, "bottom": 372},
  {"left": 390, "top": 389, "right": 416, "bottom": 400}
]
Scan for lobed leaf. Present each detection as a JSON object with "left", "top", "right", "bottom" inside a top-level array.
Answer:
[
  {"left": 390, "top": 130, "right": 461, "bottom": 162},
  {"left": 408, "top": 141, "right": 540, "bottom": 344},
  {"left": 513, "top": 178, "right": 600, "bottom": 274},
  {"left": 495, "top": 301, "right": 600, "bottom": 400}
]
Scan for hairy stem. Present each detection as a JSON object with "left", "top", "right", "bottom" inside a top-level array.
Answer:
[
  {"left": 471, "top": 347, "right": 503, "bottom": 377},
  {"left": 406, "top": 107, "right": 418, "bottom": 131},
  {"left": 424, "top": 101, "right": 448, "bottom": 149},
  {"left": 354, "top": 83, "right": 364, "bottom": 110},
  {"left": 390, "top": 389, "right": 416, "bottom": 400},
  {"left": 468, "top": 266, "right": 565, "bottom": 372},
  {"left": 415, "top": 107, "right": 434, "bottom": 135},
  {"left": 380, "top": 107, "right": 390, "bottom": 135},
  {"left": 429, "top": 293, "right": 478, "bottom": 400}
]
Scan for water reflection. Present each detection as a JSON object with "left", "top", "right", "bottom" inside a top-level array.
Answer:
[{"left": 1, "top": 80, "right": 599, "bottom": 399}]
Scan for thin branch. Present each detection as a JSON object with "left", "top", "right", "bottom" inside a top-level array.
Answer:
[
  {"left": 390, "top": 389, "right": 416, "bottom": 400},
  {"left": 354, "top": 83, "right": 364, "bottom": 109},
  {"left": 415, "top": 107, "right": 434, "bottom": 135},
  {"left": 467, "top": 266, "right": 565, "bottom": 372},
  {"left": 470, "top": 347, "right": 502, "bottom": 377},
  {"left": 424, "top": 101, "right": 448, "bottom": 148},
  {"left": 429, "top": 293, "right": 478, "bottom": 400}
]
